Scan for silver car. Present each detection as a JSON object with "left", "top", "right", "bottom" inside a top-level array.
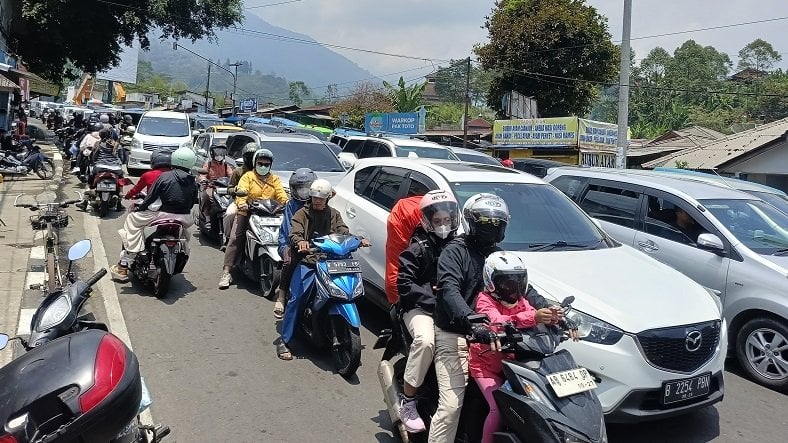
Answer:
[{"left": 545, "top": 167, "right": 788, "bottom": 392}]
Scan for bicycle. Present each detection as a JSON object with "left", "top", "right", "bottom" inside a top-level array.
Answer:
[{"left": 14, "top": 193, "right": 81, "bottom": 294}]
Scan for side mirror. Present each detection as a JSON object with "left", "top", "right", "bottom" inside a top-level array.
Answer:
[
  {"left": 561, "top": 296, "right": 575, "bottom": 308},
  {"left": 697, "top": 233, "right": 725, "bottom": 253},
  {"left": 192, "top": 130, "right": 200, "bottom": 137},
  {"left": 0, "top": 333, "right": 8, "bottom": 350},
  {"left": 68, "top": 239, "right": 92, "bottom": 261}
]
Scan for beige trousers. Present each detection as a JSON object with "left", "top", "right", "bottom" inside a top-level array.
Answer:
[
  {"left": 223, "top": 202, "right": 237, "bottom": 241},
  {"left": 118, "top": 211, "right": 192, "bottom": 261},
  {"left": 403, "top": 308, "right": 435, "bottom": 389},
  {"left": 428, "top": 328, "right": 469, "bottom": 443}
]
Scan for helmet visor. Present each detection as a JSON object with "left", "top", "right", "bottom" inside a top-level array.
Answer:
[{"left": 492, "top": 272, "right": 527, "bottom": 301}]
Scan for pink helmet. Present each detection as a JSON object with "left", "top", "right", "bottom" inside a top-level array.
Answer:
[{"left": 419, "top": 190, "right": 459, "bottom": 239}]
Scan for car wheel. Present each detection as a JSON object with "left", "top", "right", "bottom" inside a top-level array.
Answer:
[{"left": 736, "top": 317, "right": 788, "bottom": 392}]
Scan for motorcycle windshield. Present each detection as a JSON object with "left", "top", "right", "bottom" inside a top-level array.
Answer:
[{"left": 313, "top": 234, "right": 361, "bottom": 257}]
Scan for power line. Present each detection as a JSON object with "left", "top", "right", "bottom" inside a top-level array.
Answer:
[{"left": 244, "top": 0, "right": 303, "bottom": 10}]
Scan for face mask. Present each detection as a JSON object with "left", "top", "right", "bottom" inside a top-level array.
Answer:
[
  {"left": 434, "top": 225, "right": 452, "bottom": 239},
  {"left": 474, "top": 223, "right": 504, "bottom": 245},
  {"left": 256, "top": 165, "right": 270, "bottom": 176},
  {"left": 213, "top": 155, "right": 225, "bottom": 162},
  {"left": 296, "top": 187, "right": 310, "bottom": 200}
]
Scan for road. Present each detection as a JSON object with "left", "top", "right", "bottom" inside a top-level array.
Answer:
[{"left": 2, "top": 142, "right": 786, "bottom": 442}]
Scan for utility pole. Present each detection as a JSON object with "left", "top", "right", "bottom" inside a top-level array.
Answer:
[
  {"left": 615, "top": 0, "right": 632, "bottom": 169},
  {"left": 172, "top": 42, "right": 237, "bottom": 117},
  {"left": 462, "top": 56, "right": 471, "bottom": 149},
  {"left": 229, "top": 61, "right": 244, "bottom": 116},
  {"left": 204, "top": 63, "right": 211, "bottom": 113}
]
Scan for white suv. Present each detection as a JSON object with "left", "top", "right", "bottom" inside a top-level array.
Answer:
[
  {"left": 338, "top": 135, "right": 459, "bottom": 167},
  {"left": 128, "top": 110, "right": 194, "bottom": 174},
  {"left": 331, "top": 158, "right": 726, "bottom": 422}
]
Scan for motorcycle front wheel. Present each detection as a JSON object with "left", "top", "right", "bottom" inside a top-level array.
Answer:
[
  {"left": 259, "top": 256, "right": 279, "bottom": 300},
  {"left": 35, "top": 158, "right": 54, "bottom": 179},
  {"left": 331, "top": 318, "right": 361, "bottom": 378}
]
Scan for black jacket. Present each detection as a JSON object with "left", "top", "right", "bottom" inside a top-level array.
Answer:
[
  {"left": 434, "top": 235, "right": 551, "bottom": 334},
  {"left": 137, "top": 169, "right": 198, "bottom": 214},
  {"left": 397, "top": 228, "right": 452, "bottom": 314}
]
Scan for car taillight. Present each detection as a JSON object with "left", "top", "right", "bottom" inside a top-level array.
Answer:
[
  {"left": 0, "top": 434, "right": 18, "bottom": 443},
  {"left": 78, "top": 334, "right": 127, "bottom": 413}
]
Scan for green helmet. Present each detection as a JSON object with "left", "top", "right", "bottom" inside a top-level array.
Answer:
[
  {"left": 170, "top": 147, "right": 197, "bottom": 170},
  {"left": 242, "top": 142, "right": 259, "bottom": 166}
]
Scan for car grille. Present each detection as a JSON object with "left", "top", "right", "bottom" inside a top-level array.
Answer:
[
  {"left": 636, "top": 320, "right": 721, "bottom": 373},
  {"left": 143, "top": 143, "right": 179, "bottom": 151}
]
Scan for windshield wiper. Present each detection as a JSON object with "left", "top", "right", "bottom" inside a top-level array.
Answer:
[
  {"left": 528, "top": 239, "right": 604, "bottom": 252},
  {"left": 772, "top": 248, "right": 788, "bottom": 256}
]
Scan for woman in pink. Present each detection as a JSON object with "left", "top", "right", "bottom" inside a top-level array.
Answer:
[{"left": 470, "top": 251, "right": 558, "bottom": 443}]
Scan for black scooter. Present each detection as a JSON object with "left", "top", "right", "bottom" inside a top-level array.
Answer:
[{"left": 375, "top": 296, "right": 607, "bottom": 443}]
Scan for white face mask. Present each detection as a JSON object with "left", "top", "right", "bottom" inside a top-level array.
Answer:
[
  {"left": 213, "top": 155, "right": 225, "bottom": 162},
  {"left": 434, "top": 225, "right": 452, "bottom": 239},
  {"left": 256, "top": 165, "right": 270, "bottom": 176}
]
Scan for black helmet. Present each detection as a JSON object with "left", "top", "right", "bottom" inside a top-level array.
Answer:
[
  {"left": 90, "top": 122, "right": 104, "bottom": 132},
  {"left": 209, "top": 143, "right": 227, "bottom": 159},
  {"left": 123, "top": 114, "right": 133, "bottom": 123},
  {"left": 289, "top": 168, "right": 317, "bottom": 202},
  {"left": 98, "top": 128, "right": 113, "bottom": 141},
  {"left": 151, "top": 148, "right": 172, "bottom": 169},
  {"left": 462, "top": 193, "right": 510, "bottom": 245}
]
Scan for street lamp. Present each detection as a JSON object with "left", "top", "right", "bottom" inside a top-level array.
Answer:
[{"left": 172, "top": 42, "right": 238, "bottom": 115}]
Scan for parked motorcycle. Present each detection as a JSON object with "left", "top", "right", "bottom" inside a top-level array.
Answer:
[
  {"left": 295, "top": 234, "right": 365, "bottom": 378},
  {"left": 237, "top": 198, "right": 283, "bottom": 298},
  {"left": 0, "top": 141, "right": 55, "bottom": 179},
  {"left": 86, "top": 162, "right": 129, "bottom": 217},
  {"left": 375, "top": 296, "right": 606, "bottom": 443}
]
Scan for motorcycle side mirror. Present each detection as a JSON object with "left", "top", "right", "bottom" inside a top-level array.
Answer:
[
  {"left": 561, "top": 296, "right": 575, "bottom": 308},
  {"left": 68, "top": 239, "right": 92, "bottom": 261},
  {"left": 0, "top": 333, "right": 8, "bottom": 350}
]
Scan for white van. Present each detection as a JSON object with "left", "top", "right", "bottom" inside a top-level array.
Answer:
[{"left": 128, "top": 110, "right": 194, "bottom": 174}]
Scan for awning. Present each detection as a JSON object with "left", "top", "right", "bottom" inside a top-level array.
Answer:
[
  {"left": 27, "top": 72, "right": 60, "bottom": 97},
  {"left": 0, "top": 72, "right": 20, "bottom": 91}
]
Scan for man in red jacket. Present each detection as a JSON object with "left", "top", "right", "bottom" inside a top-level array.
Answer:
[{"left": 385, "top": 195, "right": 424, "bottom": 304}]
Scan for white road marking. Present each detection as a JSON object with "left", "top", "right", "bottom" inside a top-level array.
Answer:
[
  {"left": 30, "top": 246, "right": 46, "bottom": 260},
  {"left": 16, "top": 308, "right": 36, "bottom": 336},
  {"left": 25, "top": 272, "right": 46, "bottom": 288}
]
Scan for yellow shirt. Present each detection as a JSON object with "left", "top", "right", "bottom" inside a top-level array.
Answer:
[{"left": 235, "top": 171, "right": 288, "bottom": 213}]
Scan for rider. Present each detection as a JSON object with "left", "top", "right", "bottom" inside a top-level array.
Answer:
[
  {"left": 222, "top": 142, "right": 258, "bottom": 251},
  {"left": 198, "top": 143, "right": 234, "bottom": 230},
  {"left": 218, "top": 148, "right": 288, "bottom": 289},
  {"left": 110, "top": 147, "right": 198, "bottom": 282},
  {"left": 124, "top": 149, "right": 171, "bottom": 200},
  {"left": 120, "top": 114, "right": 133, "bottom": 131},
  {"left": 396, "top": 190, "right": 460, "bottom": 434},
  {"left": 76, "top": 122, "right": 103, "bottom": 175},
  {"left": 273, "top": 167, "right": 317, "bottom": 319},
  {"left": 75, "top": 128, "right": 123, "bottom": 211}
]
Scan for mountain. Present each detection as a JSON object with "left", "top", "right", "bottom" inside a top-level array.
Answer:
[{"left": 139, "top": 12, "right": 378, "bottom": 103}]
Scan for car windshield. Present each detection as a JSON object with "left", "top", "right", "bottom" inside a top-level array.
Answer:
[
  {"left": 195, "top": 119, "right": 223, "bottom": 129},
  {"left": 454, "top": 152, "right": 501, "bottom": 166},
  {"left": 395, "top": 145, "right": 457, "bottom": 160},
  {"left": 451, "top": 182, "right": 610, "bottom": 251},
  {"left": 701, "top": 198, "right": 788, "bottom": 254},
  {"left": 748, "top": 191, "right": 788, "bottom": 215},
  {"left": 137, "top": 117, "right": 189, "bottom": 137},
  {"left": 261, "top": 140, "right": 345, "bottom": 172}
]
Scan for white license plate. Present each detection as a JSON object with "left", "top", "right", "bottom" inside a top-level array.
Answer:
[
  {"left": 97, "top": 182, "right": 116, "bottom": 191},
  {"left": 256, "top": 217, "right": 280, "bottom": 225},
  {"left": 546, "top": 368, "right": 597, "bottom": 397}
]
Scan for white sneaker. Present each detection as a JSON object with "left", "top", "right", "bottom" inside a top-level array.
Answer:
[
  {"left": 398, "top": 396, "right": 426, "bottom": 433},
  {"left": 218, "top": 272, "right": 232, "bottom": 289}
]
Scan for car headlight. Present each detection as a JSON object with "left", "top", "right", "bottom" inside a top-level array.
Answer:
[
  {"left": 131, "top": 138, "right": 142, "bottom": 149},
  {"left": 565, "top": 309, "right": 624, "bottom": 345},
  {"left": 517, "top": 376, "right": 556, "bottom": 412},
  {"left": 703, "top": 286, "right": 723, "bottom": 315},
  {"left": 38, "top": 294, "right": 71, "bottom": 331}
]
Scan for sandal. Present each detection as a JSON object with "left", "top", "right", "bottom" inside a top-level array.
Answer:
[
  {"left": 273, "top": 300, "right": 285, "bottom": 319},
  {"left": 277, "top": 342, "right": 293, "bottom": 361}
]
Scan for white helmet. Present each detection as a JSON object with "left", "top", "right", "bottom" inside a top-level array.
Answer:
[
  {"left": 482, "top": 251, "right": 528, "bottom": 304},
  {"left": 99, "top": 113, "right": 109, "bottom": 123},
  {"left": 420, "top": 190, "right": 459, "bottom": 239},
  {"left": 309, "top": 178, "right": 333, "bottom": 199}
]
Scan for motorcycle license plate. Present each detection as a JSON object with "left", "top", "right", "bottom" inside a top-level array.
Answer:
[
  {"left": 256, "top": 217, "right": 280, "bottom": 225},
  {"left": 546, "top": 368, "right": 597, "bottom": 397},
  {"left": 326, "top": 259, "right": 360, "bottom": 274},
  {"left": 661, "top": 372, "right": 711, "bottom": 405},
  {"left": 97, "top": 182, "right": 116, "bottom": 191}
]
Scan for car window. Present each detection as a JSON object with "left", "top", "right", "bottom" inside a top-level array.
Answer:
[
  {"left": 259, "top": 140, "right": 345, "bottom": 172},
  {"left": 354, "top": 166, "right": 376, "bottom": 195},
  {"left": 359, "top": 141, "right": 388, "bottom": 159},
  {"left": 363, "top": 166, "right": 407, "bottom": 210},
  {"left": 405, "top": 171, "right": 437, "bottom": 197},
  {"left": 579, "top": 184, "right": 639, "bottom": 228},
  {"left": 137, "top": 116, "right": 189, "bottom": 137},
  {"left": 644, "top": 194, "right": 708, "bottom": 246},
  {"left": 550, "top": 176, "right": 589, "bottom": 202},
  {"left": 454, "top": 152, "right": 500, "bottom": 166},
  {"left": 701, "top": 198, "right": 788, "bottom": 254},
  {"left": 749, "top": 191, "right": 788, "bottom": 215},
  {"left": 343, "top": 139, "right": 365, "bottom": 155},
  {"left": 394, "top": 145, "right": 456, "bottom": 160}
]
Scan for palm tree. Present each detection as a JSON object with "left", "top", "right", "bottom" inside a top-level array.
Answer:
[{"left": 383, "top": 76, "right": 427, "bottom": 112}]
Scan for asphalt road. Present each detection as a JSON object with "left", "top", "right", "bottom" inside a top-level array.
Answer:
[{"left": 55, "top": 171, "right": 787, "bottom": 443}]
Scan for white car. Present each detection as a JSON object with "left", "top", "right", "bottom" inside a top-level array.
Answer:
[
  {"left": 331, "top": 158, "right": 727, "bottom": 422},
  {"left": 128, "top": 110, "right": 195, "bottom": 174},
  {"left": 338, "top": 135, "right": 459, "bottom": 168}
]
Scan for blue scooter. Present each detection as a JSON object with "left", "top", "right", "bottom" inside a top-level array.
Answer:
[{"left": 288, "top": 234, "right": 365, "bottom": 378}]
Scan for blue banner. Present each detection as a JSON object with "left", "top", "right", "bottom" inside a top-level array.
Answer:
[
  {"left": 365, "top": 112, "right": 419, "bottom": 134},
  {"left": 239, "top": 97, "right": 258, "bottom": 113}
]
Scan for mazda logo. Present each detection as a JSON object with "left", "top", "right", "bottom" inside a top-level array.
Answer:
[{"left": 685, "top": 330, "right": 703, "bottom": 352}]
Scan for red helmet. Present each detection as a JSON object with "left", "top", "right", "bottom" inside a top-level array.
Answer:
[{"left": 501, "top": 159, "right": 514, "bottom": 168}]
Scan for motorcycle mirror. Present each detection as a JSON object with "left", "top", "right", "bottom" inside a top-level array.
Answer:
[
  {"left": 0, "top": 333, "right": 9, "bottom": 350},
  {"left": 68, "top": 239, "right": 92, "bottom": 261},
  {"left": 561, "top": 296, "right": 575, "bottom": 308}
]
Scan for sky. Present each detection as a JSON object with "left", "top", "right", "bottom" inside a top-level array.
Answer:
[{"left": 250, "top": 0, "right": 788, "bottom": 82}]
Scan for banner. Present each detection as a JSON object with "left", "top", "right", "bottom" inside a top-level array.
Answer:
[
  {"left": 365, "top": 112, "right": 419, "bottom": 134},
  {"left": 578, "top": 118, "right": 621, "bottom": 151},
  {"left": 239, "top": 97, "right": 258, "bottom": 113},
  {"left": 493, "top": 117, "right": 577, "bottom": 147}
]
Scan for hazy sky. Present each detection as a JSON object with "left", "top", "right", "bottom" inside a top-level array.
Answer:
[{"left": 250, "top": 0, "right": 788, "bottom": 82}]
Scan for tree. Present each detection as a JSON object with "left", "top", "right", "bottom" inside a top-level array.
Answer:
[
  {"left": 329, "top": 82, "right": 393, "bottom": 129},
  {"left": 738, "top": 39, "right": 782, "bottom": 72},
  {"left": 475, "top": 0, "right": 618, "bottom": 117},
  {"left": 12, "top": 0, "right": 244, "bottom": 83},
  {"left": 433, "top": 60, "right": 494, "bottom": 105},
  {"left": 383, "top": 76, "right": 427, "bottom": 112},
  {"left": 288, "top": 81, "right": 311, "bottom": 106}
]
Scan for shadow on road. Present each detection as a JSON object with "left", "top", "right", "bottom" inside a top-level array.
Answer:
[
  {"left": 117, "top": 273, "right": 197, "bottom": 305},
  {"left": 371, "top": 409, "right": 397, "bottom": 442},
  {"left": 607, "top": 406, "right": 720, "bottom": 442}
]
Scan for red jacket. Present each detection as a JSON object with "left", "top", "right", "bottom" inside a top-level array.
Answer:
[
  {"left": 385, "top": 196, "right": 423, "bottom": 304},
  {"left": 125, "top": 168, "right": 164, "bottom": 199}
]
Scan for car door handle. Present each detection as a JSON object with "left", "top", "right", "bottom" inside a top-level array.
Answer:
[
  {"left": 638, "top": 239, "right": 659, "bottom": 252},
  {"left": 345, "top": 207, "right": 356, "bottom": 218}
]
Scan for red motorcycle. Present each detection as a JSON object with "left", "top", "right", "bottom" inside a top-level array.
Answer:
[{"left": 88, "top": 162, "right": 131, "bottom": 217}]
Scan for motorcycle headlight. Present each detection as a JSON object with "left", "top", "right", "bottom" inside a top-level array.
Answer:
[
  {"left": 517, "top": 376, "right": 556, "bottom": 412},
  {"left": 38, "top": 294, "right": 71, "bottom": 331},
  {"left": 565, "top": 309, "right": 624, "bottom": 345}
]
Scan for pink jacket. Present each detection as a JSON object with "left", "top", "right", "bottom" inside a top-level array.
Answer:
[{"left": 469, "top": 291, "right": 537, "bottom": 379}]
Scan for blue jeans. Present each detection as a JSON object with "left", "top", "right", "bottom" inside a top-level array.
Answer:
[{"left": 281, "top": 264, "right": 315, "bottom": 344}]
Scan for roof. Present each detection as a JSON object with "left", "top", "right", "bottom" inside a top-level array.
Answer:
[
  {"left": 350, "top": 157, "right": 543, "bottom": 184},
  {"left": 0, "top": 72, "right": 20, "bottom": 91},
  {"left": 643, "top": 118, "right": 788, "bottom": 169},
  {"left": 628, "top": 126, "right": 726, "bottom": 158},
  {"left": 142, "top": 110, "right": 189, "bottom": 119},
  {"left": 651, "top": 167, "right": 787, "bottom": 196},
  {"left": 466, "top": 117, "right": 492, "bottom": 129},
  {"left": 548, "top": 167, "right": 758, "bottom": 201}
]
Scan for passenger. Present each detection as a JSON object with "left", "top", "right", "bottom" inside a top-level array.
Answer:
[
  {"left": 222, "top": 142, "right": 257, "bottom": 251},
  {"left": 124, "top": 149, "right": 172, "bottom": 200},
  {"left": 672, "top": 207, "right": 705, "bottom": 243},
  {"left": 75, "top": 128, "right": 123, "bottom": 211},
  {"left": 274, "top": 168, "right": 317, "bottom": 319},
  {"left": 385, "top": 194, "right": 424, "bottom": 304},
  {"left": 198, "top": 144, "right": 234, "bottom": 230},
  {"left": 396, "top": 190, "right": 460, "bottom": 434},
  {"left": 218, "top": 148, "right": 287, "bottom": 289},
  {"left": 110, "top": 147, "right": 198, "bottom": 282}
]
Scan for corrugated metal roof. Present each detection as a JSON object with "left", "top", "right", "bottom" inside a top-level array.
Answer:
[{"left": 643, "top": 118, "right": 788, "bottom": 169}]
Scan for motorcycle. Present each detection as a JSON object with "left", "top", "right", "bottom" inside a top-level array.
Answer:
[
  {"left": 293, "top": 234, "right": 365, "bottom": 378},
  {"left": 0, "top": 240, "right": 170, "bottom": 442},
  {"left": 375, "top": 296, "right": 607, "bottom": 443},
  {"left": 0, "top": 141, "right": 55, "bottom": 179},
  {"left": 237, "top": 198, "right": 283, "bottom": 298},
  {"left": 194, "top": 176, "right": 235, "bottom": 246},
  {"left": 87, "top": 162, "right": 129, "bottom": 217}
]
